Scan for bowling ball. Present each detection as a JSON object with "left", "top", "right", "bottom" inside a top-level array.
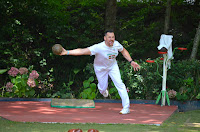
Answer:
[
  {"left": 52, "top": 44, "right": 63, "bottom": 55},
  {"left": 88, "top": 129, "right": 99, "bottom": 132},
  {"left": 68, "top": 129, "right": 83, "bottom": 132}
]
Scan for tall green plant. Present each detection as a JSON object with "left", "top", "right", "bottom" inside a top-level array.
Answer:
[{"left": 79, "top": 76, "right": 98, "bottom": 100}]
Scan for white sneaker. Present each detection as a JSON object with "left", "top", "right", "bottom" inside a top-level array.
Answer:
[
  {"left": 102, "top": 90, "right": 108, "bottom": 97},
  {"left": 119, "top": 108, "right": 130, "bottom": 114}
]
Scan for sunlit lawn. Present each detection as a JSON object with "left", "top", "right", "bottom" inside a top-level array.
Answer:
[{"left": 0, "top": 110, "right": 200, "bottom": 132}]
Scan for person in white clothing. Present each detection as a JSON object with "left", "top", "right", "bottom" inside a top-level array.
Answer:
[{"left": 60, "top": 30, "right": 140, "bottom": 114}]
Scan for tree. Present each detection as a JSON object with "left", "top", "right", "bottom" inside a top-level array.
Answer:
[
  {"left": 190, "top": 21, "right": 200, "bottom": 59},
  {"left": 164, "top": 0, "right": 172, "bottom": 34},
  {"left": 105, "top": 0, "right": 117, "bottom": 31}
]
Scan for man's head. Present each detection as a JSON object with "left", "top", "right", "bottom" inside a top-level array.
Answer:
[{"left": 104, "top": 30, "right": 115, "bottom": 47}]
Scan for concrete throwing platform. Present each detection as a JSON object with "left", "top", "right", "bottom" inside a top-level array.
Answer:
[
  {"left": 51, "top": 98, "right": 95, "bottom": 108},
  {"left": 0, "top": 101, "right": 178, "bottom": 125}
]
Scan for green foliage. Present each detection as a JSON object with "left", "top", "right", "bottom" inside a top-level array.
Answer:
[
  {"left": 0, "top": 69, "right": 7, "bottom": 74},
  {"left": 37, "top": 67, "right": 55, "bottom": 98},
  {"left": 82, "top": 58, "right": 200, "bottom": 101},
  {"left": 51, "top": 81, "right": 74, "bottom": 99},
  {"left": 196, "top": 93, "right": 200, "bottom": 99},
  {"left": 79, "top": 76, "right": 98, "bottom": 99},
  {"left": 168, "top": 60, "right": 200, "bottom": 101},
  {"left": 49, "top": 68, "right": 80, "bottom": 99},
  {"left": 116, "top": 1, "right": 199, "bottom": 60},
  {"left": 175, "top": 76, "right": 199, "bottom": 101},
  {"left": 119, "top": 58, "right": 163, "bottom": 100},
  {"left": 0, "top": 0, "right": 199, "bottom": 101}
]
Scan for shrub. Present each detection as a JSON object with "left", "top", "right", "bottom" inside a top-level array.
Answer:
[
  {"left": 168, "top": 60, "right": 200, "bottom": 101},
  {"left": 3, "top": 66, "right": 39, "bottom": 97}
]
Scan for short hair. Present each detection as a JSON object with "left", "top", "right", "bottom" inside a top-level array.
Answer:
[{"left": 104, "top": 30, "right": 114, "bottom": 36}]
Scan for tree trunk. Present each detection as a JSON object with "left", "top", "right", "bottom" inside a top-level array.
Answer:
[
  {"left": 105, "top": 0, "right": 117, "bottom": 32},
  {"left": 190, "top": 21, "right": 200, "bottom": 60},
  {"left": 164, "top": 0, "right": 172, "bottom": 34}
]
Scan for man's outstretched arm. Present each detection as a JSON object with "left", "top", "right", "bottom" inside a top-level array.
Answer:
[
  {"left": 60, "top": 48, "right": 91, "bottom": 56},
  {"left": 120, "top": 48, "right": 140, "bottom": 71}
]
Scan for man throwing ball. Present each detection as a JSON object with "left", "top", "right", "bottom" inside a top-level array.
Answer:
[{"left": 59, "top": 30, "right": 140, "bottom": 114}]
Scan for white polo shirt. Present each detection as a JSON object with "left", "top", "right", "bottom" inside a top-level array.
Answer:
[{"left": 88, "top": 40, "right": 123, "bottom": 71}]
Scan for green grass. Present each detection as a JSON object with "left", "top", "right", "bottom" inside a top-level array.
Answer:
[{"left": 0, "top": 110, "right": 200, "bottom": 132}]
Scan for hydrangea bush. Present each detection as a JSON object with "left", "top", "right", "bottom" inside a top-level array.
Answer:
[
  {"left": 168, "top": 89, "right": 177, "bottom": 99},
  {"left": 5, "top": 66, "right": 39, "bottom": 97}
]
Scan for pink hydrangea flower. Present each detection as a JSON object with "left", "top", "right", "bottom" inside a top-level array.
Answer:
[
  {"left": 27, "top": 78, "right": 36, "bottom": 87},
  {"left": 29, "top": 70, "right": 39, "bottom": 79},
  {"left": 19, "top": 67, "right": 28, "bottom": 75},
  {"left": 168, "top": 89, "right": 177, "bottom": 98},
  {"left": 8, "top": 67, "right": 19, "bottom": 77},
  {"left": 5, "top": 82, "right": 13, "bottom": 92}
]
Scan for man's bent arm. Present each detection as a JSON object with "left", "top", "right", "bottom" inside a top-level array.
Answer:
[
  {"left": 121, "top": 48, "right": 140, "bottom": 71},
  {"left": 120, "top": 48, "right": 133, "bottom": 62},
  {"left": 60, "top": 48, "right": 91, "bottom": 56}
]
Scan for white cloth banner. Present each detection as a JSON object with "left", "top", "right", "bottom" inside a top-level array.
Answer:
[{"left": 157, "top": 34, "right": 173, "bottom": 68}]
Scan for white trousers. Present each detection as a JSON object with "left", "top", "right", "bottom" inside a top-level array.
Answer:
[{"left": 94, "top": 64, "right": 130, "bottom": 109}]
